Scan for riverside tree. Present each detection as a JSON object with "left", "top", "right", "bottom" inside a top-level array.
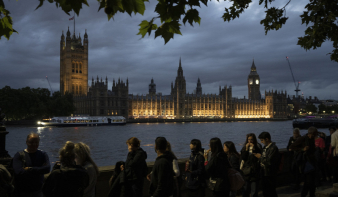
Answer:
[{"left": 1, "top": 0, "right": 338, "bottom": 62}]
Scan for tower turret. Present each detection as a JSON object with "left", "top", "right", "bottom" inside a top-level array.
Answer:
[
  {"left": 149, "top": 78, "right": 156, "bottom": 96},
  {"left": 196, "top": 78, "right": 202, "bottom": 95},
  {"left": 248, "top": 59, "right": 261, "bottom": 100}
]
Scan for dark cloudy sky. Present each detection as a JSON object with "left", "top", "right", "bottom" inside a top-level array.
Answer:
[{"left": 1, "top": 0, "right": 337, "bottom": 99}]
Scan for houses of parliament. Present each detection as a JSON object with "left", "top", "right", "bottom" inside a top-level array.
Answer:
[{"left": 60, "top": 29, "right": 287, "bottom": 119}]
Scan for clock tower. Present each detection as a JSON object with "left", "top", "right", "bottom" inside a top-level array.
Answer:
[{"left": 248, "top": 60, "right": 261, "bottom": 100}]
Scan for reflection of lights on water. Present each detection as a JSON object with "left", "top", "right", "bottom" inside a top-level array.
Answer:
[{"left": 143, "top": 144, "right": 154, "bottom": 147}]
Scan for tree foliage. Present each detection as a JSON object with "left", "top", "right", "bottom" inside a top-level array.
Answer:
[
  {"left": 1, "top": 0, "right": 338, "bottom": 61},
  {"left": 0, "top": 86, "right": 76, "bottom": 121}
]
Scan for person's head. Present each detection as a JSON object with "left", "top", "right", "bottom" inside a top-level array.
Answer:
[
  {"left": 209, "top": 137, "right": 223, "bottom": 156},
  {"left": 59, "top": 141, "right": 76, "bottom": 167},
  {"left": 114, "top": 161, "right": 125, "bottom": 175},
  {"left": 329, "top": 126, "right": 336, "bottom": 135},
  {"left": 293, "top": 128, "right": 300, "bottom": 138},
  {"left": 26, "top": 132, "right": 40, "bottom": 153},
  {"left": 126, "top": 137, "right": 140, "bottom": 152},
  {"left": 307, "top": 127, "right": 318, "bottom": 139},
  {"left": 74, "top": 142, "right": 99, "bottom": 174},
  {"left": 223, "top": 141, "right": 239, "bottom": 156},
  {"left": 155, "top": 137, "right": 167, "bottom": 154},
  {"left": 244, "top": 133, "right": 258, "bottom": 147},
  {"left": 166, "top": 141, "right": 178, "bottom": 160},
  {"left": 190, "top": 139, "right": 202, "bottom": 152},
  {"left": 258, "top": 132, "right": 272, "bottom": 146}
]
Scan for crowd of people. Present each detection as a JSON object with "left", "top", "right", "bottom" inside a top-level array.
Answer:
[{"left": 1, "top": 126, "right": 338, "bottom": 197}]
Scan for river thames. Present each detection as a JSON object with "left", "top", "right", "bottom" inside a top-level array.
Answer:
[{"left": 4, "top": 120, "right": 329, "bottom": 167}]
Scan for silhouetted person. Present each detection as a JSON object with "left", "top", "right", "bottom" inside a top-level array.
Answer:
[
  {"left": 13, "top": 132, "right": 50, "bottom": 197},
  {"left": 124, "top": 137, "right": 147, "bottom": 197},
  {"left": 240, "top": 133, "right": 262, "bottom": 197},
  {"left": 42, "top": 141, "right": 89, "bottom": 197},
  {"left": 291, "top": 127, "right": 317, "bottom": 197},
  {"left": 149, "top": 137, "right": 174, "bottom": 197},
  {"left": 205, "top": 137, "right": 231, "bottom": 197},
  {"left": 74, "top": 142, "right": 99, "bottom": 197},
  {"left": 288, "top": 128, "right": 301, "bottom": 189},
  {"left": 185, "top": 139, "right": 205, "bottom": 197}
]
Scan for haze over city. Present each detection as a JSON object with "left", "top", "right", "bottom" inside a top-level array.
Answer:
[{"left": 1, "top": 0, "right": 337, "bottom": 99}]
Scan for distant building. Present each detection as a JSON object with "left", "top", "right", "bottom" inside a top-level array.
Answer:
[
  {"left": 61, "top": 29, "right": 287, "bottom": 119},
  {"left": 127, "top": 59, "right": 287, "bottom": 119},
  {"left": 60, "top": 27, "right": 88, "bottom": 96}
]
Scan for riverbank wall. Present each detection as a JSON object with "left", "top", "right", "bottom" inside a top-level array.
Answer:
[{"left": 93, "top": 148, "right": 293, "bottom": 197}]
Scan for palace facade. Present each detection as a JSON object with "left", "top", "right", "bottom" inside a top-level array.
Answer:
[
  {"left": 63, "top": 29, "right": 287, "bottom": 119},
  {"left": 127, "top": 59, "right": 287, "bottom": 119}
]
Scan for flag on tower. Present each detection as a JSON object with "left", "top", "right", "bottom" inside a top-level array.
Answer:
[{"left": 69, "top": 16, "right": 74, "bottom": 20}]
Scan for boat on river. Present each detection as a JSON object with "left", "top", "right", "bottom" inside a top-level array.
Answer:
[
  {"left": 292, "top": 116, "right": 338, "bottom": 129},
  {"left": 37, "top": 116, "right": 126, "bottom": 127}
]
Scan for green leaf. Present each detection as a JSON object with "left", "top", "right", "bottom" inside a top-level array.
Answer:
[
  {"left": 133, "top": 0, "right": 146, "bottom": 15},
  {"left": 183, "top": 9, "right": 200, "bottom": 26}
]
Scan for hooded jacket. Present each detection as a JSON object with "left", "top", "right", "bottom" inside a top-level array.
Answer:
[
  {"left": 149, "top": 151, "right": 174, "bottom": 197},
  {"left": 42, "top": 165, "right": 89, "bottom": 197},
  {"left": 125, "top": 147, "right": 148, "bottom": 182}
]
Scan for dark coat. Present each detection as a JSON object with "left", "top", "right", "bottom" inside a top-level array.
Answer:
[
  {"left": 287, "top": 136, "right": 300, "bottom": 151},
  {"left": 149, "top": 151, "right": 174, "bottom": 197},
  {"left": 260, "top": 142, "right": 280, "bottom": 177},
  {"left": 186, "top": 151, "right": 205, "bottom": 189},
  {"left": 205, "top": 152, "right": 230, "bottom": 192},
  {"left": 42, "top": 165, "right": 89, "bottom": 197},
  {"left": 240, "top": 144, "right": 262, "bottom": 181},
  {"left": 228, "top": 154, "right": 240, "bottom": 172},
  {"left": 13, "top": 150, "right": 51, "bottom": 192},
  {"left": 290, "top": 135, "right": 317, "bottom": 173},
  {"left": 125, "top": 148, "right": 148, "bottom": 182}
]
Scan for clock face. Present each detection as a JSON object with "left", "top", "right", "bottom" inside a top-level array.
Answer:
[
  {"left": 255, "top": 79, "right": 259, "bottom": 84},
  {"left": 249, "top": 79, "right": 253, "bottom": 85}
]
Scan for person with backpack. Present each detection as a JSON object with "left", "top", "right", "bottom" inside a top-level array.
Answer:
[
  {"left": 42, "top": 141, "right": 89, "bottom": 197},
  {"left": 149, "top": 137, "right": 174, "bottom": 197},
  {"left": 124, "top": 137, "right": 148, "bottom": 197},
  {"left": 223, "top": 141, "right": 241, "bottom": 197},
  {"left": 257, "top": 132, "right": 280, "bottom": 197},
  {"left": 205, "top": 137, "right": 231, "bottom": 197},
  {"left": 290, "top": 126, "right": 317, "bottom": 197},
  {"left": 185, "top": 139, "right": 205, "bottom": 197},
  {"left": 240, "top": 133, "right": 262, "bottom": 197},
  {"left": 13, "top": 132, "right": 50, "bottom": 197}
]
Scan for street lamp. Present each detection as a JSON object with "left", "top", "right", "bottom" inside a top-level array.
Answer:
[
  {"left": 323, "top": 111, "right": 326, "bottom": 114},
  {"left": 332, "top": 111, "right": 335, "bottom": 114}
]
